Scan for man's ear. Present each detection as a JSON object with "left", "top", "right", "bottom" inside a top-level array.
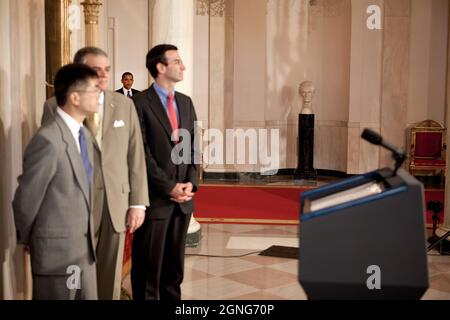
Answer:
[
  {"left": 156, "top": 62, "right": 166, "bottom": 75},
  {"left": 68, "top": 91, "right": 80, "bottom": 107}
]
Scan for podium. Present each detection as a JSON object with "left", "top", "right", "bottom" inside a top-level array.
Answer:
[{"left": 299, "top": 168, "right": 429, "bottom": 299}]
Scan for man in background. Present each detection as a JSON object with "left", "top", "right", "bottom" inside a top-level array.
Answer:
[
  {"left": 41, "top": 47, "right": 149, "bottom": 300},
  {"left": 116, "top": 72, "right": 140, "bottom": 98}
]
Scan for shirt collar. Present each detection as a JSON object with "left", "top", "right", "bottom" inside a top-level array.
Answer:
[
  {"left": 56, "top": 107, "right": 82, "bottom": 137},
  {"left": 153, "top": 82, "right": 174, "bottom": 100},
  {"left": 99, "top": 91, "right": 105, "bottom": 105}
]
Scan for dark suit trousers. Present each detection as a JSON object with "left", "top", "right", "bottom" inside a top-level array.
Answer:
[{"left": 131, "top": 205, "right": 191, "bottom": 300}]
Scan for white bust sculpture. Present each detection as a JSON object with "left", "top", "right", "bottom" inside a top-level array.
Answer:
[{"left": 299, "top": 81, "right": 315, "bottom": 114}]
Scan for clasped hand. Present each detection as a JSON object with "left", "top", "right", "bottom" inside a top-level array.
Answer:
[{"left": 170, "top": 182, "right": 194, "bottom": 203}]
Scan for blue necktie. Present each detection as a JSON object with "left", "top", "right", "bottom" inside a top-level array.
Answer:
[{"left": 79, "top": 127, "right": 93, "bottom": 187}]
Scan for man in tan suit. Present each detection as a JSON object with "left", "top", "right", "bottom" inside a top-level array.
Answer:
[
  {"left": 42, "top": 47, "right": 149, "bottom": 300},
  {"left": 14, "top": 64, "right": 99, "bottom": 299}
]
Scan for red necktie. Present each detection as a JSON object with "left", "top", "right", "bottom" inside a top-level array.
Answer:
[{"left": 167, "top": 92, "right": 179, "bottom": 141}]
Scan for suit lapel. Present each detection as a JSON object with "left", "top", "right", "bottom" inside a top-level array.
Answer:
[
  {"left": 84, "top": 122, "right": 100, "bottom": 152},
  {"left": 175, "top": 92, "right": 186, "bottom": 130},
  {"left": 147, "top": 85, "right": 176, "bottom": 143},
  {"left": 55, "top": 115, "right": 90, "bottom": 206},
  {"left": 102, "top": 90, "right": 115, "bottom": 139}
]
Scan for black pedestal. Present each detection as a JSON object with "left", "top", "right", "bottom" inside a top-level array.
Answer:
[{"left": 294, "top": 114, "right": 317, "bottom": 180}]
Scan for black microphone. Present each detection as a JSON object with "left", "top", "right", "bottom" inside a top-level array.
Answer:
[
  {"left": 361, "top": 129, "right": 404, "bottom": 155},
  {"left": 361, "top": 128, "right": 382, "bottom": 145},
  {"left": 361, "top": 128, "right": 406, "bottom": 175}
]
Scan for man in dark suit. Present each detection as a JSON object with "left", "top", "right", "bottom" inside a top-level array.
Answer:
[
  {"left": 115, "top": 72, "right": 140, "bottom": 98},
  {"left": 131, "top": 44, "right": 199, "bottom": 300},
  {"left": 13, "top": 64, "right": 100, "bottom": 299}
]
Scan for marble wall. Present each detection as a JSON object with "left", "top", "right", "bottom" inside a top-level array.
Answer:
[
  {"left": 205, "top": 0, "right": 354, "bottom": 173},
  {"left": 0, "top": 0, "right": 46, "bottom": 300},
  {"left": 346, "top": 0, "right": 384, "bottom": 174},
  {"left": 201, "top": 0, "right": 448, "bottom": 174},
  {"left": 80, "top": 0, "right": 449, "bottom": 175},
  {"left": 306, "top": 0, "right": 352, "bottom": 172},
  {"left": 408, "top": 0, "right": 448, "bottom": 126},
  {"left": 107, "top": 0, "right": 149, "bottom": 91},
  {"left": 72, "top": 0, "right": 150, "bottom": 91},
  {"left": 379, "top": 0, "right": 411, "bottom": 167}
]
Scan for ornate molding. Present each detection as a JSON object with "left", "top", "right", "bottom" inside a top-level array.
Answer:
[{"left": 81, "top": 0, "right": 102, "bottom": 24}]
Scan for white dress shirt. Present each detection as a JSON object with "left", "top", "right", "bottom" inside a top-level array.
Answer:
[
  {"left": 122, "top": 88, "right": 132, "bottom": 96},
  {"left": 56, "top": 107, "right": 83, "bottom": 153},
  {"left": 93, "top": 92, "right": 105, "bottom": 148}
]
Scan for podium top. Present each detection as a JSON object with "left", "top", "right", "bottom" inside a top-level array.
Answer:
[{"left": 300, "top": 168, "right": 423, "bottom": 222}]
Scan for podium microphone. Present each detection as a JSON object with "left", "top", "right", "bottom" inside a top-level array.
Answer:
[{"left": 361, "top": 128, "right": 406, "bottom": 175}]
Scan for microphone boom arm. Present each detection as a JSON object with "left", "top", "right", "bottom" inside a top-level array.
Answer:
[{"left": 361, "top": 129, "right": 406, "bottom": 176}]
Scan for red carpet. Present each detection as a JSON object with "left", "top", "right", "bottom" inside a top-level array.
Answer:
[
  {"left": 195, "top": 184, "right": 445, "bottom": 226},
  {"left": 195, "top": 185, "right": 311, "bottom": 224},
  {"left": 122, "top": 185, "right": 445, "bottom": 275}
]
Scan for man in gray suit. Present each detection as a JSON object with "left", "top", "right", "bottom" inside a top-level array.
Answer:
[
  {"left": 41, "top": 47, "right": 149, "bottom": 300},
  {"left": 13, "top": 64, "right": 100, "bottom": 299}
]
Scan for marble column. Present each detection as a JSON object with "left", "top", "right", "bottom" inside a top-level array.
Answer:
[
  {"left": 44, "top": 0, "right": 72, "bottom": 98},
  {"left": 149, "top": 0, "right": 200, "bottom": 244},
  {"left": 347, "top": 0, "right": 383, "bottom": 174},
  {"left": 81, "top": 0, "right": 102, "bottom": 46},
  {"left": 149, "top": 0, "right": 193, "bottom": 95},
  {"left": 379, "top": 0, "right": 411, "bottom": 168}
]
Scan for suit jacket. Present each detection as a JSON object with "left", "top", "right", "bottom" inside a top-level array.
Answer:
[
  {"left": 41, "top": 91, "right": 149, "bottom": 233},
  {"left": 13, "top": 114, "right": 95, "bottom": 276},
  {"left": 116, "top": 88, "right": 140, "bottom": 97},
  {"left": 133, "top": 84, "right": 199, "bottom": 219}
]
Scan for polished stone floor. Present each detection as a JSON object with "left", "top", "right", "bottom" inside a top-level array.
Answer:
[
  {"left": 122, "top": 223, "right": 450, "bottom": 300},
  {"left": 122, "top": 173, "right": 449, "bottom": 300}
]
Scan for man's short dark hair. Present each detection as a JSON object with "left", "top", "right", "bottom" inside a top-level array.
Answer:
[
  {"left": 73, "top": 46, "right": 108, "bottom": 64},
  {"left": 121, "top": 72, "right": 134, "bottom": 79},
  {"left": 146, "top": 44, "right": 178, "bottom": 79},
  {"left": 54, "top": 64, "right": 98, "bottom": 107}
]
